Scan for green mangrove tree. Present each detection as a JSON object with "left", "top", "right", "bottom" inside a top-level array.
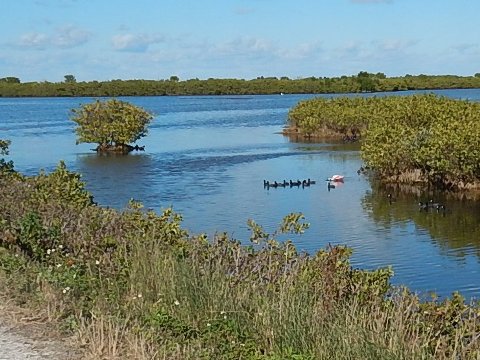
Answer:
[{"left": 71, "top": 99, "right": 154, "bottom": 154}]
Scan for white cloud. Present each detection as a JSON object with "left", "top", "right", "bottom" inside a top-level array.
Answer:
[
  {"left": 374, "top": 39, "right": 417, "bottom": 52},
  {"left": 334, "top": 41, "right": 370, "bottom": 60},
  {"left": 213, "top": 37, "right": 274, "bottom": 57},
  {"left": 112, "top": 33, "right": 165, "bottom": 52},
  {"left": 278, "top": 42, "right": 322, "bottom": 60},
  {"left": 16, "top": 25, "right": 90, "bottom": 50},
  {"left": 19, "top": 32, "right": 49, "bottom": 49},
  {"left": 52, "top": 25, "right": 91, "bottom": 48}
]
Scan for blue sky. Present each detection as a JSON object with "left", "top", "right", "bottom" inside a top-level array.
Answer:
[{"left": 1, "top": 0, "right": 479, "bottom": 82}]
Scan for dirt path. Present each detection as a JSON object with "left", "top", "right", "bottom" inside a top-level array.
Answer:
[
  {"left": 0, "top": 324, "right": 56, "bottom": 359},
  {"left": 0, "top": 318, "right": 80, "bottom": 360}
]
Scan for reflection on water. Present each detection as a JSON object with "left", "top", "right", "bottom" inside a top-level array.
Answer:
[
  {"left": 76, "top": 153, "right": 154, "bottom": 206},
  {"left": 364, "top": 184, "right": 480, "bottom": 257},
  {"left": 362, "top": 183, "right": 480, "bottom": 296},
  {"left": 2, "top": 90, "right": 480, "bottom": 299}
]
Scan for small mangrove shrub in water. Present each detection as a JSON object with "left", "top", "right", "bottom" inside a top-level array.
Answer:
[{"left": 70, "top": 99, "right": 153, "bottom": 154}]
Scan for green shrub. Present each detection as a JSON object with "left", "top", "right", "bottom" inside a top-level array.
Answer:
[
  {"left": 288, "top": 94, "right": 480, "bottom": 188},
  {"left": 70, "top": 99, "right": 153, "bottom": 152},
  {"left": 1, "top": 163, "right": 479, "bottom": 358}
]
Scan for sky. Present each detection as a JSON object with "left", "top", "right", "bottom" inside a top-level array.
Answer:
[{"left": 1, "top": 0, "right": 479, "bottom": 82}]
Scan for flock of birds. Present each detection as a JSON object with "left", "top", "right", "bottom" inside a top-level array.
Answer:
[
  {"left": 263, "top": 178, "right": 316, "bottom": 189},
  {"left": 263, "top": 173, "right": 449, "bottom": 213},
  {"left": 263, "top": 175, "right": 344, "bottom": 190},
  {"left": 387, "top": 194, "right": 448, "bottom": 214},
  {"left": 418, "top": 199, "right": 447, "bottom": 213}
]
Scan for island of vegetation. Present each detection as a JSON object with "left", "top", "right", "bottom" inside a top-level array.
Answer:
[
  {"left": 1, "top": 141, "right": 479, "bottom": 359},
  {"left": 286, "top": 94, "right": 480, "bottom": 191},
  {"left": 71, "top": 99, "right": 153, "bottom": 154},
  {"left": 1, "top": 72, "right": 480, "bottom": 97}
]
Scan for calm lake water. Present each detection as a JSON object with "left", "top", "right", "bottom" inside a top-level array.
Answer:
[{"left": 1, "top": 89, "right": 480, "bottom": 299}]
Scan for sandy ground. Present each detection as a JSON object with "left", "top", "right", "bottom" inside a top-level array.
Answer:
[
  {"left": 0, "top": 324, "right": 61, "bottom": 359},
  {"left": 0, "top": 317, "right": 80, "bottom": 360}
]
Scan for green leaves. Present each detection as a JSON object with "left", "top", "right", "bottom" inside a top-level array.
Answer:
[
  {"left": 32, "top": 161, "right": 94, "bottom": 209},
  {"left": 287, "top": 96, "right": 376, "bottom": 139},
  {"left": 290, "top": 94, "right": 480, "bottom": 188},
  {"left": 70, "top": 99, "right": 153, "bottom": 149},
  {"left": 361, "top": 94, "right": 480, "bottom": 186},
  {"left": 248, "top": 213, "right": 310, "bottom": 245},
  {"left": 0, "top": 139, "right": 10, "bottom": 155},
  {"left": 0, "top": 139, "right": 15, "bottom": 175}
]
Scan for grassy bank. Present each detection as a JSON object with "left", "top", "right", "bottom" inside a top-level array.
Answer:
[
  {"left": 0, "top": 159, "right": 480, "bottom": 358},
  {"left": 287, "top": 94, "right": 480, "bottom": 190}
]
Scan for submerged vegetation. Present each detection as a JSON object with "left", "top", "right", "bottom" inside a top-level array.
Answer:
[
  {"left": 287, "top": 94, "right": 480, "bottom": 190},
  {"left": 1, "top": 72, "right": 480, "bottom": 97},
  {"left": 1, "top": 142, "right": 480, "bottom": 358}
]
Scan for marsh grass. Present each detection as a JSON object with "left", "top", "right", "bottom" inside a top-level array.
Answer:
[{"left": 1, "top": 163, "right": 479, "bottom": 359}]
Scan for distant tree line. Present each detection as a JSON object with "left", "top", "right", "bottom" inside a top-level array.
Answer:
[{"left": 1, "top": 72, "right": 480, "bottom": 97}]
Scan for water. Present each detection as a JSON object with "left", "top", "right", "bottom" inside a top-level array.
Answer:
[{"left": 1, "top": 89, "right": 480, "bottom": 299}]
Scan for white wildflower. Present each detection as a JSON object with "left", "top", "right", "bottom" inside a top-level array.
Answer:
[
  {"left": 56, "top": 264, "right": 61, "bottom": 268},
  {"left": 137, "top": 293, "right": 142, "bottom": 298},
  {"left": 174, "top": 300, "right": 180, "bottom": 306},
  {"left": 95, "top": 260, "right": 100, "bottom": 265},
  {"left": 47, "top": 249, "right": 51, "bottom": 255},
  {"left": 62, "top": 286, "right": 71, "bottom": 294},
  {"left": 58, "top": 244, "right": 63, "bottom": 249}
]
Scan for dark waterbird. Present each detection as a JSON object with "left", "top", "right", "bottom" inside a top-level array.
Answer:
[
  {"left": 387, "top": 193, "right": 396, "bottom": 204},
  {"left": 433, "top": 202, "right": 447, "bottom": 214},
  {"left": 302, "top": 178, "right": 316, "bottom": 187},
  {"left": 418, "top": 201, "right": 429, "bottom": 211},
  {"left": 428, "top": 199, "right": 448, "bottom": 212},
  {"left": 429, "top": 199, "right": 440, "bottom": 208}
]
